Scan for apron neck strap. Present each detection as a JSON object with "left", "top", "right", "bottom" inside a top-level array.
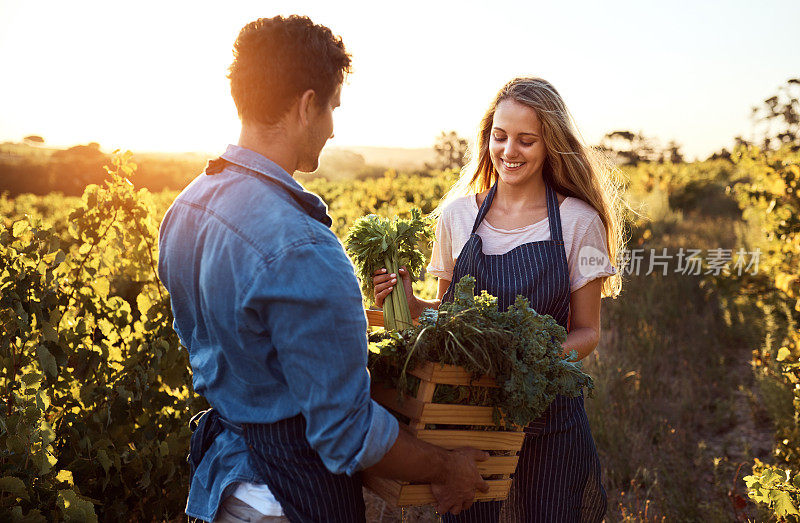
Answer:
[
  {"left": 471, "top": 183, "right": 497, "bottom": 234},
  {"left": 472, "top": 181, "right": 565, "bottom": 243},
  {"left": 545, "top": 182, "right": 564, "bottom": 243}
]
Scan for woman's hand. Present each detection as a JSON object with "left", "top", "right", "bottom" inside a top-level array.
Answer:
[{"left": 373, "top": 266, "right": 422, "bottom": 318}]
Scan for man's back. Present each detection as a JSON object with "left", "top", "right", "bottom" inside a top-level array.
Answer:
[
  {"left": 159, "top": 144, "right": 396, "bottom": 462},
  {"left": 160, "top": 146, "right": 335, "bottom": 419}
]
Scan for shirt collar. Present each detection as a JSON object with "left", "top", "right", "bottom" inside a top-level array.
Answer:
[{"left": 220, "top": 144, "right": 333, "bottom": 228}]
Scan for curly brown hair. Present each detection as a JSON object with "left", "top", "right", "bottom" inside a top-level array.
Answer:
[{"left": 228, "top": 15, "right": 351, "bottom": 125}]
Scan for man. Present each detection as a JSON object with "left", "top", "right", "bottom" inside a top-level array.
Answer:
[{"left": 158, "top": 15, "right": 488, "bottom": 523}]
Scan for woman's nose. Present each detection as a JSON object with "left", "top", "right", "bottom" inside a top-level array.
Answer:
[{"left": 504, "top": 140, "right": 518, "bottom": 158}]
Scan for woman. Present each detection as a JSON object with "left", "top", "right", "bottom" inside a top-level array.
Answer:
[{"left": 374, "top": 77, "right": 625, "bottom": 521}]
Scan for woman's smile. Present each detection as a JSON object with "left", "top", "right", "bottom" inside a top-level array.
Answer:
[{"left": 500, "top": 159, "right": 526, "bottom": 170}]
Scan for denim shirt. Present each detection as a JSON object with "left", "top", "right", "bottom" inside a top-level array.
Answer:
[{"left": 158, "top": 144, "right": 399, "bottom": 522}]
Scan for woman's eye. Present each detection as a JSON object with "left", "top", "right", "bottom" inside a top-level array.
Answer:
[
  {"left": 493, "top": 135, "right": 506, "bottom": 142},
  {"left": 520, "top": 141, "right": 534, "bottom": 147}
]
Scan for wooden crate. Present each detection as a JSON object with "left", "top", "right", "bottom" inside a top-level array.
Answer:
[{"left": 363, "top": 309, "right": 524, "bottom": 507}]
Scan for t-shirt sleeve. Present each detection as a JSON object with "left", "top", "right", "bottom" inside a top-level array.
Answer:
[
  {"left": 569, "top": 214, "right": 618, "bottom": 292},
  {"left": 426, "top": 211, "right": 455, "bottom": 281}
]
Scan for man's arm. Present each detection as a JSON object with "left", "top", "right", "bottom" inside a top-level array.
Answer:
[{"left": 241, "top": 236, "right": 486, "bottom": 513}]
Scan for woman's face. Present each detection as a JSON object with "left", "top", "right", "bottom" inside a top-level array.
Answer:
[{"left": 489, "top": 99, "right": 548, "bottom": 188}]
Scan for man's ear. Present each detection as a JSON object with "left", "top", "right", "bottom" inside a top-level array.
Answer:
[{"left": 297, "top": 89, "right": 317, "bottom": 127}]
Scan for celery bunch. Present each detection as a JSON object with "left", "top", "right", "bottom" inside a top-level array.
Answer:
[{"left": 345, "top": 209, "right": 432, "bottom": 330}]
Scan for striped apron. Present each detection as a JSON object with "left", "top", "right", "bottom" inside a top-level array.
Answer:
[
  {"left": 188, "top": 411, "right": 365, "bottom": 523},
  {"left": 440, "top": 182, "right": 607, "bottom": 522}
]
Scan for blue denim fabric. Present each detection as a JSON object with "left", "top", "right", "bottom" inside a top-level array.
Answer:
[{"left": 158, "top": 144, "right": 399, "bottom": 522}]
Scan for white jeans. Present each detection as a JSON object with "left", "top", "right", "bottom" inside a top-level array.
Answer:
[{"left": 213, "top": 496, "right": 289, "bottom": 523}]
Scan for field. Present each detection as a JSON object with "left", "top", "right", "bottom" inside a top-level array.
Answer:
[{"left": 1, "top": 145, "right": 799, "bottom": 522}]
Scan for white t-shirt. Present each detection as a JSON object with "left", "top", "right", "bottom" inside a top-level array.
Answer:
[
  {"left": 231, "top": 482, "right": 284, "bottom": 517},
  {"left": 426, "top": 193, "right": 617, "bottom": 292}
]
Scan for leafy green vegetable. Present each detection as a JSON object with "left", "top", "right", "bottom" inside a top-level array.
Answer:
[
  {"left": 368, "top": 275, "right": 594, "bottom": 428},
  {"left": 345, "top": 209, "right": 432, "bottom": 330}
]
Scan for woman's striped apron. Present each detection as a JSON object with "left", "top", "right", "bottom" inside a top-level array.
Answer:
[{"left": 440, "top": 181, "right": 607, "bottom": 522}]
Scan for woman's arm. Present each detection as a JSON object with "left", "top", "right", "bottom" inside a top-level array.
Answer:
[
  {"left": 562, "top": 277, "right": 605, "bottom": 361},
  {"left": 437, "top": 278, "right": 451, "bottom": 301}
]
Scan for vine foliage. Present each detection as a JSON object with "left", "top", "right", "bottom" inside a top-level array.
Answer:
[{"left": 0, "top": 152, "right": 205, "bottom": 521}]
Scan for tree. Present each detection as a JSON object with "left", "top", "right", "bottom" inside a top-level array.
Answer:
[
  {"left": 598, "top": 130, "right": 659, "bottom": 166},
  {"left": 49, "top": 142, "right": 109, "bottom": 194},
  {"left": 665, "top": 140, "right": 684, "bottom": 163},
  {"left": 751, "top": 78, "right": 800, "bottom": 150},
  {"left": 427, "top": 131, "right": 468, "bottom": 171},
  {"left": 23, "top": 135, "right": 44, "bottom": 145}
]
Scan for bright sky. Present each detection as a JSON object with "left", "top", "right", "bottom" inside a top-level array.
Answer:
[{"left": 1, "top": 0, "right": 798, "bottom": 160}]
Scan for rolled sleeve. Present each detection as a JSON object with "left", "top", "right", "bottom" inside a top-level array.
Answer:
[
  {"left": 570, "top": 215, "right": 618, "bottom": 292},
  {"left": 426, "top": 214, "right": 455, "bottom": 281},
  {"left": 242, "top": 234, "right": 398, "bottom": 475},
  {"left": 348, "top": 399, "right": 399, "bottom": 474}
]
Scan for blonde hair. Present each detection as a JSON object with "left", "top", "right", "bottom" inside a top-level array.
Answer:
[{"left": 439, "top": 77, "right": 627, "bottom": 299}]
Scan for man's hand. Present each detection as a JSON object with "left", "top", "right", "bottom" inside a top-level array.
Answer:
[{"left": 430, "top": 447, "right": 490, "bottom": 515}]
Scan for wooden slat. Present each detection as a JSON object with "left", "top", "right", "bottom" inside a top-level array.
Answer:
[
  {"left": 419, "top": 403, "right": 497, "bottom": 426},
  {"left": 415, "top": 429, "right": 525, "bottom": 451},
  {"left": 366, "top": 309, "right": 384, "bottom": 328},
  {"left": 362, "top": 473, "right": 402, "bottom": 501},
  {"left": 410, "top": 380, "right": 438, "bottom": 431},
  {"left": 371, "top": 384, "right": 424, "bottom": 420},
  {"left": 409, "top": 362, "right": 498, "bottom": 388},
  {"left": 364, "top": 475, "right": 513, "bottom": 507},
  {"left": 476, "top": 456, "right": 519, "bottom": 475},
  {"left": 395, "top": 479, "right": 513, "bottom": 506},
  {"left": 415, "top": 380, "right": 437, "bottom": 402}
]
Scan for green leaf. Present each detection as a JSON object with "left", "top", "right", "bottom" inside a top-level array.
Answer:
[
  {"left": 6, "top": 435, "right": 25, "bottom": 454},
  {"left": 12, "top": 221, "right": 27, "bottom": 238},
  {"left": 11, "top": 505, "right": 46, "bottom": 523},
  {"left": 57, "top": 489, "right": 98, "bottom": 523},
  {"left": 38, "top": 420, "right": 56, "bottom": 447},
  {"left": 136, "top": 292, "right": 152, "bottom": 316},
  {"left": 0, "top": 476, "right": 29, "bottom": 500},
  {"left": 770, "top": 489, "right": 800, "bottom": 516},
  {"left": 96, "top": 449, "right": 111, "bottom": 475},
  {"left": 36, "top": 390, "right": 50, "bottom": 411},
  {"left": 30, "top": 446, "right": 56, "bottom": 475},
  {"left": 41, "top": 321, "right": 57, "bottom": 343},
  {"left": 56, "top": 469, "right": 74, "bottom": 486},
  {"left": 92, "top": 277, "right": 109, "bottom": 298},
  {"left": 21, "top": 372, "right": 42, "bottom": 386},
  {"left": 36, "top": 345, "right": 57, "bottom": 378},
  {"left": 792, "top": 473, "right": 800, "bottom": 489}
]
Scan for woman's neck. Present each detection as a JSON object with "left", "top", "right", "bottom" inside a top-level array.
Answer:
[{"left": 493, "top": 174, "right": 547, "bottom": 212}]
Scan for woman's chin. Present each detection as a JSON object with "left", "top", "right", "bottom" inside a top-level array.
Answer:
[{"left": 498, "top": 170, "right": 534, "bottom": 186}]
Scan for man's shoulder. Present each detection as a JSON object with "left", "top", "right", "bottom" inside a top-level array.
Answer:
[{"left": 169, "top": 168, "right": 338, "bottom": 262}]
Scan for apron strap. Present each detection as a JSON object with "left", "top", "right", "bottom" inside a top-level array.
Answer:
[
  {"left": 545, "top": 182, "right": 565, "bottom": 244},
  {"left": 471, "top": 183, "right": 498, "bottom": 234}
]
